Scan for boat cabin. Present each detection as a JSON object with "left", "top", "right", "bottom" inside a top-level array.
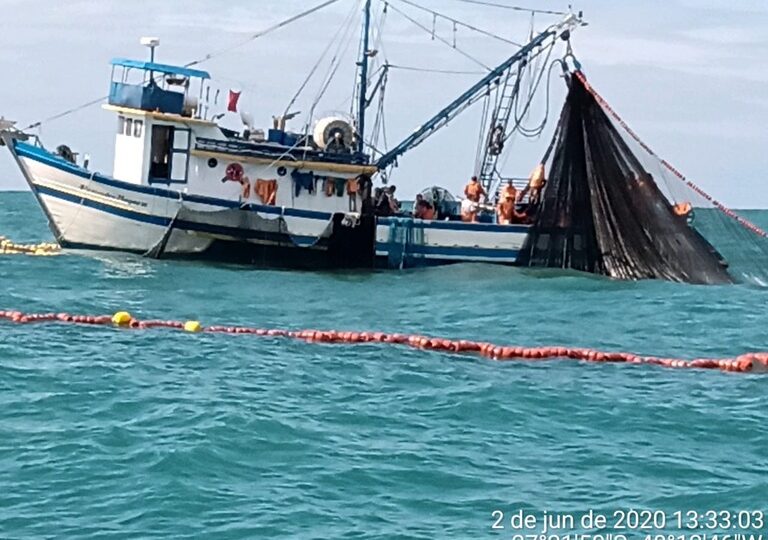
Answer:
[{"left": 102, "top": 49, "right": 375, "bottom": 216}]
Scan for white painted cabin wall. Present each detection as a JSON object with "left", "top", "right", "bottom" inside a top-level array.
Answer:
[
  {"left": 187, "top": 154, "right": 360, "bottom": 213},
  {"left": 112, "top": 114, "right": 146, "bottom": 184},
  {"left": 109, "top": 111, "right": 362, "bottom": 214}
]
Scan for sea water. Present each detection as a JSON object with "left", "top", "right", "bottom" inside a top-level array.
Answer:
[{"left": 1, "top": 192, "right": 766, "bottom": 539}]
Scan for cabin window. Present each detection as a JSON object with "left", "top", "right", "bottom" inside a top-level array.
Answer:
[
  {"left": 117, "top": 115, "right": 125, "bottom": 134},
  {"left": 170, "top": 128, "right": 191, "bottom": 183},
  {"left": 133, "top": 120, "right": 143, "bottom": 138},
  {"left": 125, "top": 118, "right": 134, "bottom": 137}
]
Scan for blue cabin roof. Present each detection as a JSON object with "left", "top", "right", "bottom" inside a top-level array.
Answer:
[{"left": 110, "top": 58, "right": 210, "bottom": 80}]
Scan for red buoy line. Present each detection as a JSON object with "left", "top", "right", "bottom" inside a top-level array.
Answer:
[
  {"left": 574, "top": 70, "right": 768, "bottom": 239},
  {"left": 1, "top": 309, "right": 766, "bottom": 375}
]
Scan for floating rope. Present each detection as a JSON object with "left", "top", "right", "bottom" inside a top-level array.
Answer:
[
  {"left": 1, "top": 310, "right": 766, "bottom": 375},
  {"left": 0, "top": 237, "right": 60, "bottom": 256},
  {"left": 574, "top": 70, "right": 768, "bottom": 239}
]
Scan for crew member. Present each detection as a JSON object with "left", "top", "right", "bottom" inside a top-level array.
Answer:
[
  {"left": 464, "top": 176, "right": 486, "bottom": 203},
  {"left": 519, "top": 164, "right": 546, "bottom": 205},
  {"left": 497, "top": 187, "right": 525, "bottom": 225},
  {"left": 374, "top": 188, "right": 392, "bottom": 216},
  {"left": 387, "top": 185, "right": 401, "bottom": 214},
  {"left": 326, "top": 132, "right": 349, "bottom": 153},
  {"left": 673, "top": 201, "right": 693, "bottom": 222},
  {"left": 414, "top": 195, "right": 435, "bottom": 220},
  {"left": 489, "top": 124, "right": 505, "bottom": 156},
  {"left": 499, "top": 179, "right": 517, "bottom": 202},
  {"left": 413, "top": 194, "right": 425, "bottom": 216}
]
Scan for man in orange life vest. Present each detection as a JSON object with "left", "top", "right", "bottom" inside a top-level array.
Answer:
[
  {"left": 497, "top": 182, "right": 524, "bottom": 225},
  {"left": 519, "top": 163, "right": 546, "bottom": 205},
  {"left": 462, "top": 176, "right": 486, "bottom": 222},
  {"left": 499, "top": 179, "right": 517, "bottom": 203}
]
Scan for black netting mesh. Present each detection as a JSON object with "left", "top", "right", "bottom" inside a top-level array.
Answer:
[{"left": 518, "top": 75, "right": 733, "bottom": 284}]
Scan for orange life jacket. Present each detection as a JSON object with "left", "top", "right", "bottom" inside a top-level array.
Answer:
[
  {"left": 500, "top": 185, "right": 517, "bottom": 201},
  {"left": 465, "top": 181, "right": 485, "bottom": 202},
  {"left": 673, "top": 202, "right": 692, "bottom": 217},
  {"left": 497, "top": 199, "right": 517, "bottom": 224},
  {"left": 529, "top": 164, "right": 546, "bottom": 189}
]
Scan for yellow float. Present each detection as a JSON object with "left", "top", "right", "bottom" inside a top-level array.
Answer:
[{"left": 0, "top": 236, "right": 61, "bottom": 256}]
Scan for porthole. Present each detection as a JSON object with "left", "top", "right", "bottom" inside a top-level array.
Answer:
[
  {"left": 277, "top": 166, "right": 287, "bottom": 177},
  {"left": 207, "top": 158, "right": 218, "bottom": 168}
]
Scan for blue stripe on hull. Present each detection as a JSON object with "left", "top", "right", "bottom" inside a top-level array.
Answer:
[
  {"left": 14, "top": 141, "right": 333, "bottom": 221},
  {"left": 377, "top": 217, "right": 530, "bottom": 234},
  {"left": 375, "top": 242, "right": 519, "bottom": 260},
  {"left": 36, "top": 184, "right": 327, "bottom": 248},
  {"left": 374, "top": 256, "right": 516, "bottom": 269}
]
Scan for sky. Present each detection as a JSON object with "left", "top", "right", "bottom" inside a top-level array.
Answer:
[{"left": 0, "top": 0, "right": 767, "bottom": 207}]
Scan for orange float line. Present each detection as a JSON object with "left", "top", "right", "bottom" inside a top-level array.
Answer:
[{"left": 1, "top": 310, "right": 767, "bottom": 375}]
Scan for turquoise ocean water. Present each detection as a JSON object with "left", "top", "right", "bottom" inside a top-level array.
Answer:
[{"left": 1, "top": 191, "right": 767, "bottom": 539}]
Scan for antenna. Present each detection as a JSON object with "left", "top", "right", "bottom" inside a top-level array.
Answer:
[{"left": 140, "top": 37, "right": 160, "bottom": 63}]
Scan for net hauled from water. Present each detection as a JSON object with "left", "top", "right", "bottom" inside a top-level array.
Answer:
[{"left": 519, "top": 71, "right": 768, "bottom": 285}]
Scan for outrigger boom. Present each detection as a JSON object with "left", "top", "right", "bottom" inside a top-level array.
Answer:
[{"left": 375, "top": 12, "right": 583, "bottom": 170}]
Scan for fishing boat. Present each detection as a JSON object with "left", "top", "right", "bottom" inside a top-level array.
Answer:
[
  {"left": 3, "top": 1, "right": 766, "bottom": 284},
  {"left": 0, "top": 2, "right": 582, "bottom": 269}
]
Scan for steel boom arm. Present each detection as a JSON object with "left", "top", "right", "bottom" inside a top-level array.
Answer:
[{"left": 375, "top": 16, "right": 578, "bottom": 171}]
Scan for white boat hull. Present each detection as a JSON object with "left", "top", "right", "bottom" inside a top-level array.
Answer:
[{"left": 9, "top": 139, "right": 531, "bottom": 268}]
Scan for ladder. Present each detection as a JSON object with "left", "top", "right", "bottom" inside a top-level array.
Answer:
[{"left": 477, "top": 67, "right": 522, "bottom": 194}]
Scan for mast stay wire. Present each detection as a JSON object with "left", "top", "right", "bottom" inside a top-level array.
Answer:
[
  {"left": 283, "top": 0, "right": 362, "bottom": 119},
  {"left": 22, "top": 0, "right": 343, "bottom": 131},
  {"left": 485, "top": 41, "right": 560, "bottom": 195},
  {"left": 386, "top": 2, "right": 491, "bottom": 71},
  {"left": 387, "top": 64, "right": 485, "bottom": 75},
  {"left": 306, "top": 1, "right": 363, "bottom": 117},
  {"left": 474, "top": 93, "right": 492, "bottom": 174},
  {"left": 183, "top": 0, "right": 343, "bottom": 68},
  {"left": 447, "top": 0, "right": 567, "bottom": 16},
  {"left": 392, "top": 0, "right": 522, "bottom": 47}
]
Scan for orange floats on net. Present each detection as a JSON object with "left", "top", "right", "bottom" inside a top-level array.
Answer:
[{"left": 3, "top": 309, "right": 768, "bottom": 375}]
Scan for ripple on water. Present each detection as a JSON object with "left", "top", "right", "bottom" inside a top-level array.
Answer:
[{"left": 1, "top": 193, "right": 767, "bottom": 538}]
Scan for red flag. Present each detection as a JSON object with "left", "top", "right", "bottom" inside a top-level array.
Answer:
[{"left": 227, "top": 90, "right": 241, "bottom": 113}]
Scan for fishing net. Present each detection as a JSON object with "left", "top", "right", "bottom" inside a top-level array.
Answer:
[
  {"left": 575, "top": 72, "right": 768, "bottom": 286},
  {"left": 519, "top": 71, "right": 768, "bottom": 285}
]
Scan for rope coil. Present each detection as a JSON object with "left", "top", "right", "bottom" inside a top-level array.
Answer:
[{"left": 1, "top": 310, "right": 766, "bottom": 375}]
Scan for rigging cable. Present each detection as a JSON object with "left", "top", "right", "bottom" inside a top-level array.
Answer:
[
  {"left": 22, "top": 0, "right": 342, "bottom": 131},
  {"left": 446, "top": 0, "right": 567, "bottom": 16},
  {"left": 474, "top": 92, "right": 492, "bottom": 174},
  {"left": 392, "top": 0, "right": 521, "bottom": 46},
  {"left": 509, "top": 40, "right": 556, "bottom": 139},
  {"left": 184, "top": 0, "right": 343, "bottom": 68},
  {"left": 387, "top": 64, "right": 486, "bottom": 75},
  {"left": 283, "top": 0, "right": 361, "bottom": 118},
  {"left": 386, "top": 2, "right": 491, "bottom": 71},
  {"left": 513, "top": 52, "right": 559, "bottom": 138},
  {"left": 305, "top": 3, "right": 363, "bottom": 128}
]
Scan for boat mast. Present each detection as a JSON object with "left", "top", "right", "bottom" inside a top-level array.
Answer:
[{"left": 356, "top": 0, "right": 372, "bottom": 154}]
